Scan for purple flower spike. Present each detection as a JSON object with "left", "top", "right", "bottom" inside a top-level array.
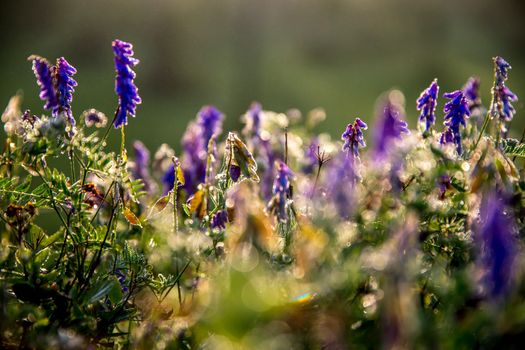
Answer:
[
  {"left": 30, "top": 56, "right": 58, "bottom": 113},
  {"left": 463, "top": 77, "right": 481, "bottom": 111},
  {"left": 181, "top": 122, "right": 207, "bottom": 194},
  {"left": 373, "top": 97, "right": 409, "bottom": 157},
  {"left": 342, "top": 118, "right": 368, "bottom": 158},
  {"left": 245, "top": 102, "right": 263, "bottom": 137},
  {"left": 56, "top": 57, "right": 78, "bottom": 133},
  {"left": 416, "top": 79, "right": 439, "bottom": 132},
  {"left": 112, "top": 39, "right": 142, "bottom": 128},
  {"left": 443, "top": 90, "right": 470, "bottom": 155},
  {"left": 478, "top": 191, "right": 517, "bottom": 298},
  {"left": 198, "top": 105, "right": 224, "bottom": 146},
  {"left": 496, "top": 85, "right": 518, "bottom": 124},
  {"left": 211, "top": 210, "right": 228, "bottom": 230},
  {"left": 271, "top": 161, "right": 293, "bottom": 221}
]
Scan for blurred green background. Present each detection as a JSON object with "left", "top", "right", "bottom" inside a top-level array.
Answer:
[{"left": 1, "top": 0, "right": 524, "bottom": 151}]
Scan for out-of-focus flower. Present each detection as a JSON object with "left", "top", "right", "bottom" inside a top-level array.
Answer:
[
  {"left": 342, "top": 118, "right": 368, "bottom": 158},
  {"left": 477, "top": 191, "right": 517, "bottom": 297},
  {"left": 152, "top": 143, "right": 175, "bottom": 177},
  {"left": 302, "top": 137, "right": 319, "bottom": 174},
  {"left": 56, "top": 57, "right": 78, "bottom": 134},
  {"left": 161, "top": 157, "right": 183, "bottom": 195},
  {"left": 2, "top": 92, "right": 23, "bottom": 135},
  {"left": 268, "top": 161, "right": 293, "bottom": 221},
  {"left": 181, "top": 122, "right": 207, "bottom": 194},
  {"left": 260, "top": 139, "right": 278, "bottom": 201},
  {"left": 211, "top": 210, "right": 228, "bottom": 230},
  {"left": 29, "top": 55, "right": 58, "bottom": 113},
  {"left": 416, "top": 79, "right": 439, "bottom": 132},
  {"left": 198, "top": 105, "right": 224, "bottom": 146},
  {"left": 112, "top": 39, "right": 142, "bottom": 128},
  {"left": 326, "top": 153, "right": 357, "bottom": 219},
  {"left": 443, "top": 90, "right": 470, "bottom": 155},
  {"left": 373, "top": 92, "right": 409, "bottom": 158},
  {"left": 131, "top": 141, "right": 156, "bottom": 194},
  {"left": 463, "top": 77, "right": 481, "bottom": 111},
  {"left": 491, "top": 56, "right": 518, "bottom": 135},
  {"left": 83, "top": 109, "right": 108, "bottom": 128},
  {"left": 242, "top": 102, "right": 262, "bottom": 138}
]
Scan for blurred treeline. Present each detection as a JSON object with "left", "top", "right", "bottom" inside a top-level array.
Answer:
[{"left": 1, "top": 0, "right": 524, "bottom": 151}]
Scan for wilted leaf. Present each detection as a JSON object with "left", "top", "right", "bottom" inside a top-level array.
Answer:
[
  {"left": 123, "top": 207, "right": 142, "bottom": 227},
  {"left": 187, "top": 186, "right": 206, "bottom": 219}
]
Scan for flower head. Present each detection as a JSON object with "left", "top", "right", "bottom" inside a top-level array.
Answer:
[
  {"left": 29, "top": 55, "right": 58, "bottom": 113},
  {"left": 373, "top": 92, "right": 409, "bottom": 157},
  {"left": 342, "top": 118, "right": 368, "bottom": 158},
  {"left": 443, "top": 90, "right": 470, "bottom": 155},
  {"left": 112, "top": 39, "right": 142, "bottom": 128},
  {"left": 83, "top": 109, "right": 108, "bottom": 128},
  {"left": 416, "top": 79, "right": 439, "bottom": 132},
  {"left": 478, "top": 191, "right": 517, "bottom": 297}
]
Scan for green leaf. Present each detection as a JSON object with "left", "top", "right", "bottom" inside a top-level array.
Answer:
[
  {"left": 107, "top": 276, "right": 124, "bottom": 304},
  {"left": 84, "top": 278, "right": 119, "bottom": 304},
  {"left": 502, "top": 138, "right": 525, "bottom": 158}
]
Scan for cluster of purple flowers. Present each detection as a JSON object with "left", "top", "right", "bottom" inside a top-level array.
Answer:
[
  {"left": 342, "top": 118, "right": 368, "bottom": 158},
  {"left": 441, "top": 90, "right": 470, "bottom": 155},
  {"left": 477, "top": 191, "right": 517, "bottom": 297},
  {"left": 416, "top": 79, "right": 439, "bottom": 132},
  {"left": 30, "top": 55, "right": 78, "bottom": 134},
  {"left": 373, "top": 96, "right": 409, "bottom": 158},
  {"left": 112, "top": 39, "right": 142, "bottom": 128},
  {"left": 178, "top": 106, "right": 224, "bottom": 194}
]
